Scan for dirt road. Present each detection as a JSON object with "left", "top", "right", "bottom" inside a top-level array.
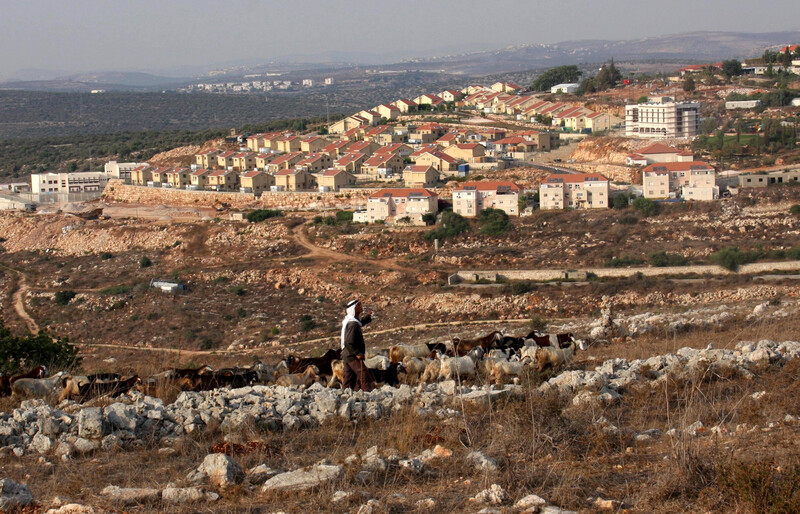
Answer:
[
  {"left": 290, "top": 223, "right": 412, "bottom": 272},
  {"left": 79, "top": 318, "right": 533, "bottom": 357},
  {"left": 0, "top": 262, "right": 40, "bottom": 334}
]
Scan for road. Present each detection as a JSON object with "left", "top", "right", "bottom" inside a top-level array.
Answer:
[
  {"left": 0, "top": 262, "right": 40, "bottom": 334},
  {"left": 79, "top": 318, "right": 534, "bottom": 357}
]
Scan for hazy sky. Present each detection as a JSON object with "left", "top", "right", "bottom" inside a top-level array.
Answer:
[{"left": 1, "top": 0, "right": 799, "bottom": 78}]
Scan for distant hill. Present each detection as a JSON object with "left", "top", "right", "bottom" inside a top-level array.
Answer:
[
  {"left": 390, "top": 31, "right": 800, "bottom": 75},
  {"left": 0, "top": 71, "right": 191, "bottom": 92}
]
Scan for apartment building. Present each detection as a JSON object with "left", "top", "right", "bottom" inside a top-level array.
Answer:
[
  {"left": 403, "top": 165, "right": 438, "bottom": 188},
  {"left": 625, "top": 97, "right": 700, "bottom": 139},
  {"left": 239, "top": 170, "right": 274, "bottom": 194},
  {"left": 642, "top": 161, "right": 717, "bottom": 200},
  {"left": 539, "top": 173, "right": 610, "bottom": 210},
  {"left": 365, "top": 188, "right": 438, "bottom": 225},
  {"left": 103, "top": 161, "right": 149, "bottom": 182},
  {"left": 31, "top": 172, "right": 108, "bottom": 194},
  {"left": 453, "top": 180, "right": 522, "bottom": 217}
]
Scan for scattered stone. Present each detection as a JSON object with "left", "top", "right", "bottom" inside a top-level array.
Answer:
[
  {"left": 100, "top": 486, "right": 161, "bottom": 505},
  {"left": 261, "top": 464, "right": 342, "bottom": 492},
  {"left": 687, "top": 421, "right": 706, "bottom": 436},
  {"left": 46, "top": 504, "right": 96, "bottom": 514},
  {"left": 162, "top": 487, "right": 211, "bottom": 503},
  {"left": 30, "top": 433, "right": 52, "bottom": 454},
  {"left": 467, "top": 451, "right": 498, "bottom": 473},
  {"left": 356, "top": 499, "right": 382, "bottom": 514},
  {"left": 398, "top": 458, "right": 425, "bottom": 474},
  {"left": 189, "top": 454, "right": 245, "bottom": 488},
  {"left": 473, "top": 484, "right": 508, "bottom": 505},
  {"left": 593, "top": 497, "right": 621, "bottom": 510},
  {"left": 78, "top": 408, "right": 106, "bottom": 439},
  {"left": 514, "top": 494, "right": 547, "bottom": 510},
  {"left": 540, "top": 507, "right": 578, "bottom": 514},
  {"left": 0, "top": 479, "right": 34, "bottom": 510},
  {"left": 248, "top": 464, "right": 279, "bottom": 485},
  {"left": 751, "top": 391, "right": 766, "bottom": 400},
  {"left": 332, "top": 490, "right": 352, "bottom": 503},
  {"left": 105, "top": 403, "right": 138, "bottom": 431},
  {"left": 416, "top": 498, "right": 436, "bottom": 509}
]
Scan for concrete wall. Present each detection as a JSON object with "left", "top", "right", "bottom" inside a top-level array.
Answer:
[
  {"left": 449, "top": 261, "right": 800, "bottom": 284},
  {"left": 102, "top": 179, "right": 380, "bottom": 211}
]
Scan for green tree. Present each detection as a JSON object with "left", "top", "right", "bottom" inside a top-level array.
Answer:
[
  {"left": 721, "top": 60, "right": 743, "bottom": 78},
  {"left": 54, "top": 290, "right": 76, "bottom": 305},
  {"left": 682, "top": 75, "right": 696, "bottom": 92},
  {"left": 246, "top": 209, "right": 283, "bottom": 222},
  {"left": 531, "top": 65, "right": 582, "bottom": 91},
  {"left": 632, "top": 197, "right": 656, "bottom": 217},
  {"left": 424, "top": 211, "right": 469, "bottom": 241},
  {"left": 0, "top": 320, "right": 80, "bottom": 374},
  {"left": 478, "top": 208, "right": 511, "bottom": 236},
  {"left": 612, "top": 194, "right": 631, "bottom": 209}
]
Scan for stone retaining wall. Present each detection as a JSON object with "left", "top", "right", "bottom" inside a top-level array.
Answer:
[
  {"left": 102, "top": 180, "right": 380, "bottom": 211},
  {"left": 449, "top": 261, "right": 800, "bottom": 284}
]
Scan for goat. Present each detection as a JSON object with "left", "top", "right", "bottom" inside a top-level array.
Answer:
[
  {"left": 12, "top": 372, "right": 67, "bottom": 399},
  {"left": 533, "top": 342, "right": 577, "bottom": 373},
  {"left": 275, "top": 366, "right": 319, "bottom": 388},
  {"left": 389, "top": 344, "right": 430, "bottom": 363}
]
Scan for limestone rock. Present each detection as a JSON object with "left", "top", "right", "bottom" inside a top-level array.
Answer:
[
  {"left": 0, "top": 479, "right": 34, "bottom": 510},
  {"left": 190, "top": 454, "right": 245, "bottom": 488},
  {"left": 261, "top": 464, "right": 342, "bottom": 492},
  {"left": 78, "top": 408, "right": 106, "bottom": 439},
  {"left": 100, "top": 486, "right": 161, "bottom": 505},
  {"left": 473, "top": 484, "right": 508, "bottom": 505}
]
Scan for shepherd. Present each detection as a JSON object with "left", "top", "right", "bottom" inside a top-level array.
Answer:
[{"left": 341, "top": 299, "right": 374, "bottom": 391}]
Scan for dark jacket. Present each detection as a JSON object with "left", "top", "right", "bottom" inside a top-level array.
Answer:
[{"left": 342, "top": 314, "right": 372, "bottom": 363}]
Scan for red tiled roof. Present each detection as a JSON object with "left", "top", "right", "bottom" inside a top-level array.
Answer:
[
  {"left": 642, "top": 161, "right": 714, "bottom": 174},
  {"left": 369, "top": 188, "right": 436, "bottom": 199},
  {"left": 240, "top": 170, "right": 264, "bottom": 178},
  {"left": 415, "top": 150, "right": 456, "bottom": 164},
  {"left": 318, "top": 168, "right": 347, "bottom": 176},
  {"left": 275, "top": 168, "right": 306, "bottom": 176},
  {"left": 456, "top": 180, "right": 521, "bottom": 192},
  {"left": 376, "top": 143, "right": 408, "bottom": 154},
  {"left": 363, "top": 153, "right": 398, "bottom": 167},
  {"left": 543, "top": 173, "right": 608, "bottom": 184},
  {"left": 334, "top": 153, "right": 365, "bottom": 166},
  {"left": 638, "top": 143, "right": 682, "bottom": 155},
  {"left": 404, "top": 165, "right": 434, "bottom": 173},
  {"left": 270, "top": 152, "right": 303, "bottom": 165}
]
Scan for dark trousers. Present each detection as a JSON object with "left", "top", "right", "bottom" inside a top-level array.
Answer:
[{"left": 343, "top": 358, "right": 375, "bottom": 392}]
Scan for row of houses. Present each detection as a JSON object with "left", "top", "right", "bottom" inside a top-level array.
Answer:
[{"left": 357, "top": 179, "right": 524, "bottom": 225}]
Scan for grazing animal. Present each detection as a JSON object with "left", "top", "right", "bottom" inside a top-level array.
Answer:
[
  {"left": 328, "top": 360, "right": 344, "bottom": 388},
  {"left": 438, "top": 355, "right": 478, "bottom": 381},
  {"left": 420, "top": 359, "right": 442, "bottom": 383},
  {"left": 66, "top": 375, "right": 142, "bottom": 403},
  {"left": 363, "top": 354, "right": 390, "bottom": 370},
  {"left": 170, "top": 365, "right": 213, "bottom": 378},
  {"left": 12, "top": 372, "right": 66, "bottom": 399},
  {"left": 389, "top": 344, "right": 430, "bottom": 363},
  {"left": 426, "top": 342, "right": 450, "bottom": 355},
  {"left": 519, "top": 346, "right": 540, "bottom": 363},
  {"left": 452, "top": 331, "right": 502, "bottom": 356},
  {"left": 284, "top": 349, "right": 340, "bottom": 376},
  {"left": 401, "top": 357, "right": 426, "bottom": 383},
  {"left": 275, "top": 366, "right": 319, "bottom": 388},
  {"left": 489, "top": 360, "right": 526, "bottom": 384},
  {"left": 368, "top": 362, "right": 406, "bottom": 387},
  {"left": 533, "top": 342, "right": 577, "bottom": 373},
  {"left": 0, "top": 366, "right": 48, "bottom": 396}
]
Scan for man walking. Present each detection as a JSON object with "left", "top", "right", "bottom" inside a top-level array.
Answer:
[{"left": 341, "top": 299, "right": 374, "bottom": 391}]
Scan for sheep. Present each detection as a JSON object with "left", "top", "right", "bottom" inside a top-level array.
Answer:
[
  {"left": 487, "top": 349, "right": 510, "bottom": 361},
  {"left": 12, "top": 372, "right": 67, "bottom": 399},
  {"left": 275, "top": 365, "right": 319, "bottom": 388},
  {"left": 533, "top": 342, "right": 577, "bottom": 373}
]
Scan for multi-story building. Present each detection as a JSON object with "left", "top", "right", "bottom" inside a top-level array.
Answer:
[
  {"left": 626, "top": 143, "right": 695, "bottom": 166},
  {"left": 31, "top": 172, "right": 108, "bottom": 194},
  {"left": 103, "top": 161, "right": 149, "bottom": 182},
  {"left": 539, "top": 173, "right": 610, "bottom": 210},
  {"left": 625, "top": 97, "right": 700, "bottom": 139},
  {"left": 642, "top": 161, "right": 716, "bottom": 200},
  {"left": 403, "top": 165, "right": 439, "bottom": 188},
  {"left": 453, "top": 180, "right": 521, "bottom": 217},
  {"left": 365, "top": 188, "right": 438, "bottom": 225},
  {"left": 239, "top": 170, "right": 274, "bottom": 194}
]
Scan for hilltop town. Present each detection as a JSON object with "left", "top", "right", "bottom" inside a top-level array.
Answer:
[{"left": 0, "top": 43, "right": 800, "bottom": 513}]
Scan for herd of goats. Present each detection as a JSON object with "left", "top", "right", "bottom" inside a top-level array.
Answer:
[{"left": 0, "top": 330, "right": 586, "bottom": 405}]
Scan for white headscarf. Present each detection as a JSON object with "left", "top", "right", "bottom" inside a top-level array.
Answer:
[{"left": 341, "top": 300, "right": 361, "bottom": 349}]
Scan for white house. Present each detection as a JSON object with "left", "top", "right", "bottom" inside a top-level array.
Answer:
[{"left": 550, "top": 83, "right": 579, "bottom": 94}]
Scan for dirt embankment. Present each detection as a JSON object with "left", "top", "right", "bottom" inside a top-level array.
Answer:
[{"left": 148, "top": 138, "right": 230, "bottom": 167}]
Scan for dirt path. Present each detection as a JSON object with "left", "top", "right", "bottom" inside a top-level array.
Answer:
[
  {"left": 79, "top": 318, "right": 533, "bottom": 357},
  {"left": 289, "top": 223, "right": 412, "bottom": 272},
  {"left": 0, "top": 263, "right": 40, "bottom": 334}
]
